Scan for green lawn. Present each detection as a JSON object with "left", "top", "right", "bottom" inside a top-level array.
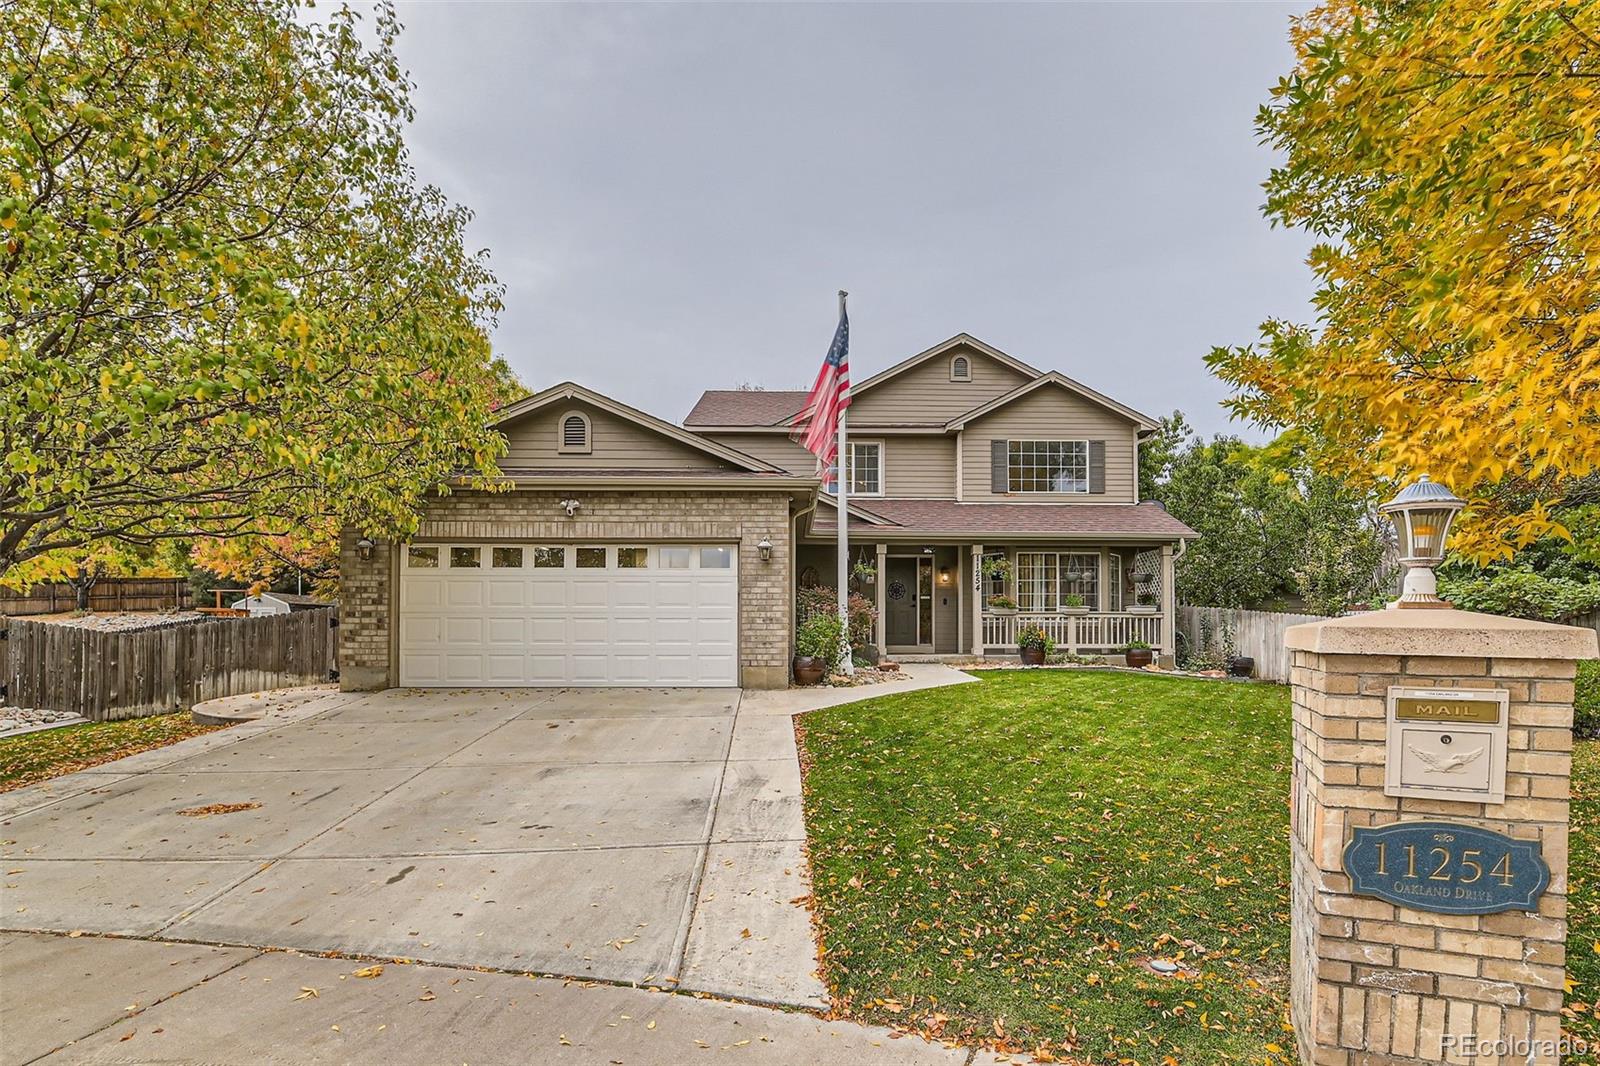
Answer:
[
  {"left": 0, "top": 713, "right": 223, "bottom": 792},
  {"left": 799, "top": 669, "right": 1600, "bottom": 1065}
]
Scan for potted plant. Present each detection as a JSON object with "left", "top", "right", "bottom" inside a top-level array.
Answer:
[
  {"left": 986, "top": 594, "right": 1018, "bottom": 615},
  {"left": 1061, "top": 593, "right": 1090, "bottom": 615},
  {"left": 1017, "top": 624, "right": 1053, "bottom": 666},
  {"left": 1124, "top": 639, "right": 1154, "bottom": 669},
  {"left": 793, "top": 613, "right": 843, "bottom": 685},
  {"left": 1128, "top": 591, "right": 1158, "bottom": 615}
]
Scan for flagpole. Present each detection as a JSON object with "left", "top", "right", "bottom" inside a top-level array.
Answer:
[{"left": 835, "top": 289, "right": 853, "bottom": 676}]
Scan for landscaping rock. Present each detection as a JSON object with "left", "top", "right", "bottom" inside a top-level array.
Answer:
[{"left": 0, "top": 707, "right": 86, "bottom": 738}]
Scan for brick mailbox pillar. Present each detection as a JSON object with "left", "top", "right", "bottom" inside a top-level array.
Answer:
[{"left": 1286, "top": 610, "right": 1596, "bottom": 1065}]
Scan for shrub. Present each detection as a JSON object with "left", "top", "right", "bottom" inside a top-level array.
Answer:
[
  {"left": 1577, "top": 661, "right": 1600, "bottom": 740},
  {"left": 1437, "top": 569, "right": 1600, "bottom": 622},
  {"left": 1017, "top": 624, "right": 1054, "bottom": 655},
  {"left": 1125, "top": 640, "right": 1152, "bottom": 651},
  {"left": 795, "top": 613, "right": 845, "bottom": 672},
  {"left": 1062, "top": 593, "right": 1085, "bottom": 609},
  {"left": 795, "top": 585, "right": 878, "bottom": 647}
]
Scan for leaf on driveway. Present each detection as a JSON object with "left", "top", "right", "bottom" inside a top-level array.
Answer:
[
  {"left": 352, "top": 965, "right": 384, "bottom": 979},
  {"left": 295, "top": 987, "right": 319, "bottom": 1000},
  {"left": 177, "top": 802, "right": 262, "bottom": 817}
]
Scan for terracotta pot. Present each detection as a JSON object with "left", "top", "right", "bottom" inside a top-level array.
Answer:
[
  {"left": 792, "top": 656, "right": 827, "bottom": 685},
  {"left": 1125, "top": 648, "right": 1154, "bottom": 669},
  {"left": 1228, "top": 656, "right": 1255, "bottom": 678},
  {"left": 1020, "top": 646, "right": 1046, "bottom": 666}
]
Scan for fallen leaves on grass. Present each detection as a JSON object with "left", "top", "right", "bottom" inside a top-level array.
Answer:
[
  {"left": 0, "top": 713, "right": 226, "bottom": 793},
  {"left": 176, "top": 802, "right": 261, "bottom": 817}
]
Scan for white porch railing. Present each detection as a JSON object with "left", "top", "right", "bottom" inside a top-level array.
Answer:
[{"left": 981, "top": 611, "right": 1162, "bottom": 653}]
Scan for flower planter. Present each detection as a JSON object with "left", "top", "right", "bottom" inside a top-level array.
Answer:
[
  {"left": 1228, "top": 656, "right": 1255, "bottom": 679},
  {"left": 1124, "top": 648, "right": 1154, "bottom": 669},
  {"left": 792, "top": 656, "right": 827, "bottom": 686},
  {"left": 1019, "top": 646, "right": 1046, "bottom": 666},
  {"left": 987, "top": 606, "right": 1018, "bottom": 616},
  {"left": 1062, "top": 608, "right": 1090, "bottom": 616},
  {"left": 1128, "top": 605, "right": 1158, "bottom": 615}
]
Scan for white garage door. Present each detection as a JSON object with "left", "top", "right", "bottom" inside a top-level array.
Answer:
[{"left": 398, "top": 543, "right": 739, "bottom": 687}]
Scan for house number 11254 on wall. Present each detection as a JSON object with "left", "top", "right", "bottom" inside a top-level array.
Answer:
[{"left": 1343, "top": 821, "right": 1550, "bottom": 915}]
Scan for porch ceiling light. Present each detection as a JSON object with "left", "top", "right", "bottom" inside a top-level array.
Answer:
[
  {"left": 757, "top": 536, "right": 773, "bottom": 562},
  {"left": 1378, "top": 475, "right": 1465, "bottom": 609}
]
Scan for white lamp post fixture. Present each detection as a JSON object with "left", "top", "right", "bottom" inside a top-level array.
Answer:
[{"left": 1378, "top": 475, "right": 1466, "bottom": 609}]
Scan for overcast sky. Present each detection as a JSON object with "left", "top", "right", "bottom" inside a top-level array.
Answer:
[{"left": 388, "top": 2, "right": 1317, "bottom": 438}]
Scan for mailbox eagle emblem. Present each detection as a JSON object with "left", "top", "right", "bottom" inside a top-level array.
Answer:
[{"left": 1407, "top": 745, "right": 1484, "bottom": 774}]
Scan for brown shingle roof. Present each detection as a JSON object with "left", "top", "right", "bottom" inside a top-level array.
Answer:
[
  {"left": 493, "top": 467, "right": 799, "bottom": 480},
  {"left": 811, "top": 499, "right": 1197, "bottom": 538},
  {"left": 684, "top": 390, "right": 809, "bottom": 426}
]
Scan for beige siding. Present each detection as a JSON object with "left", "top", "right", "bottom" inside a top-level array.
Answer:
[
  {"left": 881, "top": 436, "right": 955, "bottom": 498},
  {"left": 712, "top": 433, "right": 816, "bottom": 473},
  {"left": 501, "top": 400, "right": 735, "bottom": 469},
  {"left": 960, "top": 387, "right": 1139, "bottom": 503},
  {"left": 848, "top": 345, "right": 1032, "bottom": 423}
]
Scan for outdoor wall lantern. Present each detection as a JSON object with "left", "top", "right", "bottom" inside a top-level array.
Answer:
[
  {"left": 938, "top": 566, "right": 951, "bottom": 586},
  {"left": 355, "top": 537, "right": 375, "bottom": 561},
  {"left": 1378, "top": 475, "right": 1466, "bottom": 609},
  {"left": 757, "top": 536, "right": 773, "bottom": 562}
]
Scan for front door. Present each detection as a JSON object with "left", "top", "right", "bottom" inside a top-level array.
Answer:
[{"left": 885, "top": 557, "right": 918, "bottom": 647}]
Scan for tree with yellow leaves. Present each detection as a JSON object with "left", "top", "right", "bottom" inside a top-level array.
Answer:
[{"left": 1208, "top": 0, "right": 1600, "bottom": 561}]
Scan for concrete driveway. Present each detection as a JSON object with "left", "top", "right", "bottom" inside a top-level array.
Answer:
[{"left": 0, "top": 686, "right": 824, "bottom": 1009}]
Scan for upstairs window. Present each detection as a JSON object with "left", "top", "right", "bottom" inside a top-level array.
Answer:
[
  {"left": 949, "top": 354, "right": 972, "bottom": 381},
  {"left": 558, "top": 411, "right": 592, "bottom": 454},
  {"left": 1008, "top": 440, "right": 1088, "bottom": 493},
  {"left": 845, "top": 441, "right": 883, "bottom": 497}
]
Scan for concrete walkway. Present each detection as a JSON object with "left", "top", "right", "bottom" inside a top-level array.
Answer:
[{"left": 3, "top": 931, "right": 994, "bottom": 1066}]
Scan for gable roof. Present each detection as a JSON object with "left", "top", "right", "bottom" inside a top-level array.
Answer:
[
  {"left": 684, "top": 389, "right": 810, "bottom": 427},
  {"left": 494, "top": 382, "right": 787, "bottom": 473},
  {"left": 943, "top": 370, "right": 1159, "bottom": 432},
  {"left": 847, "top": 333, "right": 1040, "bottom": 402}
]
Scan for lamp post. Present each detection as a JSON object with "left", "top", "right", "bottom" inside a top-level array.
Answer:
[{"left": 1377, "top": 475, "right": 1466, "bottom": 609}]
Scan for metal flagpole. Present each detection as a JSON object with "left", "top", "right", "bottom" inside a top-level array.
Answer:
[{"left": 835, "top": 290, "right": 853, "bottom": 676}]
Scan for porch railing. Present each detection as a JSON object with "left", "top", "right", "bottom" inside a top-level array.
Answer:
[{"left": 981, "top": 611, "right": 1162, "bottom": 653}]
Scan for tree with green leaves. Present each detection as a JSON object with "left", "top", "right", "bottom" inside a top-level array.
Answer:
[{"left": 1, "top": 0, "right": 513, "bottom": 578}]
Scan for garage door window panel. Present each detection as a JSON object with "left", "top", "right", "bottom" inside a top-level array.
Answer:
[
  {"left": 406, "top": 546, "right": 439, "bottom": 569},
  {"left": 533, "top": 547, "right": 565, "bottom": 568},
  {"left": 617, "top": 547, "right": 649, "bottom": 568},
  {"left": 577, "top": 547, "right": 607, "bottom": 568},
  {"left": 450, "top": 546, "right": 481, "bottom": 568},
  {"left": 660, "top": 547, "right": 692, "bottom": 569},
  {"left": 699, "top": 546, "right": 732, "bottom": 569},
  {"left": 492, "top": 546, "right": 523, "bottom": 568}
]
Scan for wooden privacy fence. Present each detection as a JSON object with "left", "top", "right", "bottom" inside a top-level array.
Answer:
[
  {"left": 0, "top": 578, "right": 193, "bottom": 616},
  {"left": 0, "top": 609, "right": 338, "bottom": 721},
  {"left": 1177, "top": 605, "right": 1328, "bottom": 683}
]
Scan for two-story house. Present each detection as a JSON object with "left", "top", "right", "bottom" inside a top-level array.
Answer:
[
  {"left": 686, "top": 333, "right": 1196, "bottom": 664},
  {"left": 338, "top": 334, "right": 1196, "bottom": 692}
]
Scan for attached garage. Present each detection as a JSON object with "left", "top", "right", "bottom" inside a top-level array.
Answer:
[{"left": 398, "top": 542, "right": 739, "bottom": 687}]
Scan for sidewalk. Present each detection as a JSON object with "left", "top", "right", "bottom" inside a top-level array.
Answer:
[{"left": 2, "top": 931, "right": 996, "bottom": 1066}]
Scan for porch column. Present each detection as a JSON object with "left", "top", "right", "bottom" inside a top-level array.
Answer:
[
  {"left": 969, "top": 543, "right": 984, "bottom": 656},
  {"left": 1159, "top": 543, "right": 1176, "bottom": 665},
  {"left": 874, "top": 542, "right": 888, "bottom": 652}
]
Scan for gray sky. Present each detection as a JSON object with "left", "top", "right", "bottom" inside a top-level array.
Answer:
[{"left": 391, "top": 1, "right": 1316, "bottom": 438}]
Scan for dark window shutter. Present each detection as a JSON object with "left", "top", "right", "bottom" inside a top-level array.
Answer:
[
  {"left": 990, "top": 439, "right": 1009, "bottom": 493},
  {"left": 1088, "top": 440, "right": 1106, "bottom": 494}
]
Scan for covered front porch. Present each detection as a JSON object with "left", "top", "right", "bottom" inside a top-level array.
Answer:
[{"left": 795, "top": 539, "right": 1181, "bottom": 662}]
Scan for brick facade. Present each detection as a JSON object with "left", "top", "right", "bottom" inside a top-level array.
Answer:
[
  {"left": 1286, "top": 612, "right": 1596, "bottom": 1065},
  {"left": 339, "top": 488, "right": 794, "bottom": 690}
]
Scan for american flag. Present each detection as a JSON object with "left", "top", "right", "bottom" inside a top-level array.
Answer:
[{"left": 790, "top": 300, "right": 851, "bottom": 470}]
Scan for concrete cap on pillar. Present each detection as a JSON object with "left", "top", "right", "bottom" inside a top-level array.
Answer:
[{"left": 1285, "top": 608, "right": 1598, "bottom": 660}]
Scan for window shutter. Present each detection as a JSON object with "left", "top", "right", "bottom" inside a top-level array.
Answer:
[
  {"left": 1088, "top": 440, "right": 1106, "bottom": 494},
  {"left": 990, "top": 439, "right": 1008, "bottom": 493}
]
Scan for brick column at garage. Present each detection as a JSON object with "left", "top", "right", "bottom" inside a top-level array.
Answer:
[{"left": 1285, "top": 610, "right": 1596, "bottom": 1065}]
